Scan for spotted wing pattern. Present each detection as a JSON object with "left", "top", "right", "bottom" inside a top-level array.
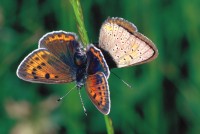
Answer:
[
  {"left": 16, "top": 31, "right": 81, "bottom": 84},
  {"left": 98, "top": 17, "right": 158, "bottom": 68},
  {"left": 85, "top": 72, "right": 110, "bottom": 115},
  {"left": 17, "top": 49, "right": 76, "bottom": 83},
  {"left": 85, "top": 45, "right": 110, "bottom": 114}
]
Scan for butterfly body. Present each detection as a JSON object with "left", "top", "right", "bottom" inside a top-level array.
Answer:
[
  {"left": 73, "top": 44, "right": 87, "bottom": 88},
  {"left": 17, "top": 17, "right": 158, "bottom": 115}
]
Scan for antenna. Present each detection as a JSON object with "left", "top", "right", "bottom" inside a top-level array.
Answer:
[
  {"left": 111, "top": 71, "right": 132, "bottom": 89},
  {"left": 78, "top": 89, "right": 87, "bottom": 116},
  {"left": 57, "top": 86, "right": 76, "bottom": 101}
]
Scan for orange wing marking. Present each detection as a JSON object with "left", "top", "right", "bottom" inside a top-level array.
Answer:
[
  {"left": 90, "top": 47, "right": 105, "bottom": 68},
  {"left": 45, "top": 34, "right": 75, "bottom": 44}
]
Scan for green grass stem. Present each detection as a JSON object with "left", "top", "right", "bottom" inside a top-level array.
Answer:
[
  {"left": 69, "top": 0, "right": 114, "bottom": 133},
  {"left": 104, "top": 115, "right": 114, "bottom": 134},
  {"left": 69, "top": 0, "right": 89, "bottom": 46}
]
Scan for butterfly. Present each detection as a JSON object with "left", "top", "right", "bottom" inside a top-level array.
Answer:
[
  {"left": 98, "top": 17, "right": 158, "bottom": 69},
  {"left": 17, "top": 17, "right": 158, "bottom": 115}
]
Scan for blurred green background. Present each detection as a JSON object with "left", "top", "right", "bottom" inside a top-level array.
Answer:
[{"left": 0, "top": 0, "right": 200, "bottom": 133}]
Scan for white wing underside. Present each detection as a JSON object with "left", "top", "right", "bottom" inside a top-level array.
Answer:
[{"left": 99, "top": 18, "right": 158, "bottom": 68}]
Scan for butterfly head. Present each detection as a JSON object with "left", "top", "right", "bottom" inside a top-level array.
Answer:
[{"left": 74, "top": 47, "right": 87, "bottom": 67}]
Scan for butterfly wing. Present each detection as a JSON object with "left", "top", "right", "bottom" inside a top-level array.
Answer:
[
  {"left": 98, "top": 17, "right": 158, "bottom": 68},
  {"left": 17, "top": 48, "right": 76, "bottom": 83},
  {"left": 86, "top": 45, "right": 110, "bottom": 78},
  {"left": 17, "top": 31, "right": 85, "bottom": 83},
  {"left": 39, "top": 31, "right": 82, "bottom": 67},
  {"left": 85, "top": 45, "right": 110, "bottom": 114},
  {"left": 85, "top": 72, "right": 110, "bottom": 115}
]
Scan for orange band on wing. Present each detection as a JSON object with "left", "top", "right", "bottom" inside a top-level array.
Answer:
[
  {"left": 89, "top": 47, "right": 105, "bottom": 68},
  {"left": 44, "top": 34, "right": 75, "bottom": 44}
]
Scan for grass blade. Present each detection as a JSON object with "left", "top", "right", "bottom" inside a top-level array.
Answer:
[{"left": 69, "top": 0, "right": 114, "bottom": 133}]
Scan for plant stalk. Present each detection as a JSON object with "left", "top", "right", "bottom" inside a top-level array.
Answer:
[{"left": 69, "top": 0, "right": 114, "bottom": 133}]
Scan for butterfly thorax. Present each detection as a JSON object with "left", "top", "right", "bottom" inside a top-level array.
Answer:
[{"left": 74, "top": 48, "right": 87, "bottom": 88}]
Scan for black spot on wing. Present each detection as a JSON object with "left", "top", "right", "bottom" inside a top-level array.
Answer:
[
  {"left": 35, "top": 57, "right": 39, "bottom": 60},
  {"left": 37, "top": 65, "right": 42, "bottom": 69},
  {"left": 41, "top": 62, "right": 46, "bottom": 66},
  {"left": 32, "top": 72, "right": 36, "bottom": 75},
  {"left": 45, "top": 73, "right": 50, "bottom": 79}
]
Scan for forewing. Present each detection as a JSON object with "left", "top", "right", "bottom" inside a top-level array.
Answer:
[
  {"left": 86, "top": 45, "right": 110, "bottom": 78},
  {"left": 98, "top": 17, "right": 158, "bottom": 68},
  {"left": 17, "top": 49, "right": 76, "bottom": 83},
  {"left": 39, "top": 31, "right": 81, "bottom": 67},
  {"left": 85, "top": 72, "right": 110, "bottom": 115}
]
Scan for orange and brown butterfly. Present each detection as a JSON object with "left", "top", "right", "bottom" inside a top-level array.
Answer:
[
  {"left": 17, "top": 30, "right": 111, "bottom": 114},
  {"left": 17, "top": 17, "right": 158, "bottom": 115}
]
